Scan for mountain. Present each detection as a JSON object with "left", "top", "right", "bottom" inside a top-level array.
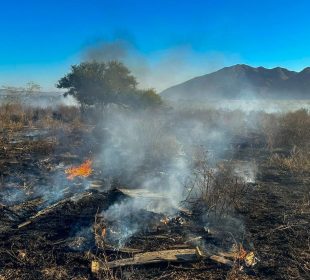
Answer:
[{"left": 160, "top": 64, "right": 310, "bottom": 101}]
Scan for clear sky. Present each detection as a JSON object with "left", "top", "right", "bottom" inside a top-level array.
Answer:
[{"left": 1, "top": 0, "right": 310, "bottom": 91}]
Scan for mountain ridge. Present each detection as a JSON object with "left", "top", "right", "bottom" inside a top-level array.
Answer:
[{"left": 160, "top": 64, "right": 310, "bottom": 101}]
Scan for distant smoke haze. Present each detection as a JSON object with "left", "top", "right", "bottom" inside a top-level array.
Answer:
[{"left": 82, "top": 38, "right": 240, "bottom": 92}]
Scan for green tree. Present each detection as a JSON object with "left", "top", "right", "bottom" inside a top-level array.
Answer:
[{"left": 57, "top": 60, "right": 162, "bottom": 109}]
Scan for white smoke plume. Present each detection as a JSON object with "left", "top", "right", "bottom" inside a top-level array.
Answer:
[{"left": 96, "top": 105, "right": 257, "bottom": 246}]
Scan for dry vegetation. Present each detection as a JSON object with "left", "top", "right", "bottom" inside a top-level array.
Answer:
[
  {"left": 184, "top": 151, "right": 248, "bottom": 220},
  {"left": 260, "top": 109, "right": 310, "bottom": 175},
  {"left": 269, "top": 148, "right": 310, "bottom": 174},
  {"left": 0, "top": 103, "right": 82, "bottom": 131}
]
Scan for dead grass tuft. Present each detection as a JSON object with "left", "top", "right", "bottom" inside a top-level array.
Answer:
[{"left": 269, "top": 148, "right": 310, "bottom": 174}]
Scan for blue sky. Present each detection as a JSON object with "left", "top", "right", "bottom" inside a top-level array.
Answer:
[{"left": 0, "top": 0, "right": 310, "bottom": 90}]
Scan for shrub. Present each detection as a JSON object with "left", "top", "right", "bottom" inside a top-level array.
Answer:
[{"left": 184, "top": 152, "right": 247, "bottom": 220}]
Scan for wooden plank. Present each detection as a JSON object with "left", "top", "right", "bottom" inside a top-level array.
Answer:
[
  {"left": 118, "top": 188, "right": 167, "bottom": 199},
  {"left": 210, "top": 255, "right": 234, "bottom": 266},
  {"left": 92, "top": 247, "right": 233, "bottom": 272},
  {"left": 117, "top": 188, "right": 192, "bottom": 214},
  {"left": 106, "top": 249, "right": 199, "bottom": 268}
]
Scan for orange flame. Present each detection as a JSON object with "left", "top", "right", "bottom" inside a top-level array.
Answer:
[
  {"left": 235, "top": 243, "right": 247, "bottom": 260},
  {"left": 65, "top": 159, "right": 93, "bottom": 180},
  {"left": 233, "top": 243, "right": 257, "bottom": 267},
  {"left": 160, "top": 217, "right": 170, "bottom": 225}
]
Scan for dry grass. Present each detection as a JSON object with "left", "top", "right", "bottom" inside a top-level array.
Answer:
[
  {"left": 278, "top": 109, "right": 310, "bottom": 149},
  {"left": 226, "top": 264, "right": 257, "bottom": 280},
  {"left": 269, "top": 148, "right": 310, "bottom": 174},
  {"left": 184, "top": 151, "right": 248, "bottom": 220},
  {"left": 0, "top": 103, "right": 82, "bottom": 131},
  {"left": 260, "top": 109, "right": 310, "bottom": 178},
  {"left": 260, "top": 109, "right": 310, "bottom": 151}
]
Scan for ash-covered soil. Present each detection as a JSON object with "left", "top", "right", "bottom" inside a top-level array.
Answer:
[
  {"left": 0, "top": 126, "right": 309, "bottom": 280},
  {"left": 243, "top": 173, "right": 310, "bottom": 279}
]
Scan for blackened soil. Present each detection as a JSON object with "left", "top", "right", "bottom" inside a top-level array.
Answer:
[{"left": 242, "top": 169, "right": 310, "bottom": 280}]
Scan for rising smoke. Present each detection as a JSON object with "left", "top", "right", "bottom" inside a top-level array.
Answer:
[
  {"left": 82, "top": 36, "right": 236, "bottom": 92},
  {"left": 96, "top": 104, "right": 256, "bottom": 246}
]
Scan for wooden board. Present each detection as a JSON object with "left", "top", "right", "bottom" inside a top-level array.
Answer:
[
  {"left": 91, "top": 247, "right": 233, "bottom": 272},
  {"left": 106, "top": 248, "right": 199, "bottom": 268},
  {"left": 210, "top": 255, "right": 234, "bottom": 266}
]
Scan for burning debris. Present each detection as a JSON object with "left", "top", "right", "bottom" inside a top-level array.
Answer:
[
  {"left": 65, "top": 159, "right": 93, "bottom": 180},
  {"left": 87, "top": 185, "right": 258, "bottom": 278},
  {"left": 233, "top": 243, "right": 258, "bottom": 268}
]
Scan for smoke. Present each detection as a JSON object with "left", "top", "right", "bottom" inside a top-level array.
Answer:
[
  {"left": 84, "top": 39, "right": 132, "bottom": 62},
  {"left": 0, "top": 90, "right": 79, "bottom": 108},
  {"left": 103, "top": 197, "right": 163, "bottom": 247},
  {"left": 82, "top": 38, "right": 236, "bottom": 92},
  {"left": 96, "top": 104, "right": 258, "bottom": 247},
  {"left": 98, "top": 106, "right": 189, "bottom": 195}
]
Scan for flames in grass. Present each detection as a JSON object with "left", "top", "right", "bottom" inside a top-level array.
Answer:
[{"left": 65, "top": 159, "right": 93, "bottom": 180}]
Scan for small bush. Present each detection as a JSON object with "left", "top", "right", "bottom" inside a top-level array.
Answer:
[{"left": 184, "top": 152, "right": 247, "bottom": 220}]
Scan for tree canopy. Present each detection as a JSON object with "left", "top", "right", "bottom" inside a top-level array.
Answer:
[{"left": 57, "top": 61, "right": 162, "bottom": 108}]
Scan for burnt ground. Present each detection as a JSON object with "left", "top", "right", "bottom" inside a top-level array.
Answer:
[
  {"left": 0, "top": 127, "right": 309, "bottom": 280},
  {"left": 243, "top": 171, "right": 310, "bottom": 280}
]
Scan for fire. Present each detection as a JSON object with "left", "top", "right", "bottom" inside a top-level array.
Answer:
[
  {"left": 101, "top": 227, "right": 106, "bottom": 238},
  {"left": 65, "top": 159, "right": 93, "bottom": 180},
  {"left": 234, "top": 243, "right": 257, "bottom": 267},
  {"left": 235, "top": 243, "right": 247, "bottom": 260},
  {"left": 160, "top": 216, "right": 170, "bottom": 225}
]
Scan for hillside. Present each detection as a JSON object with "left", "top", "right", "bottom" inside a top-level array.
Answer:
[{"left": 160, "top": 64, "right": 310, "bottom": 101}]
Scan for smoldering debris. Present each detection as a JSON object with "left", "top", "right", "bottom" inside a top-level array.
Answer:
[
  {"left": 92, "top": 105, "right": 261, "bottom": 248},
  {"left": 0, "top": 104, "right": 278, "bottom": 280}
]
